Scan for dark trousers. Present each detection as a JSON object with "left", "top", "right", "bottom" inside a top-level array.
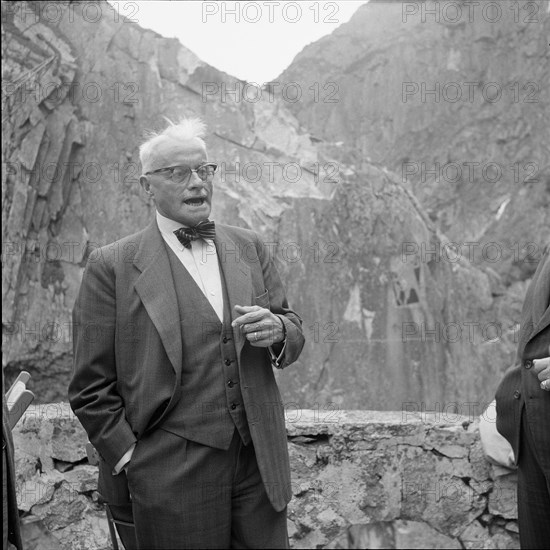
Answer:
[
  {"left": 125, "top": 428, "right": 289, "bottom": 549},
  {"left": 518, "top": 412, "right": 550, "bottom": 549},
  {"left": 109, "top": 503, "right": 137, "bottom": 550}
]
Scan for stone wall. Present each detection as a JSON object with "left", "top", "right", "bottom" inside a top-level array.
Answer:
[{"left": 12, "top": 405, "right": 518, "bottom": 549}]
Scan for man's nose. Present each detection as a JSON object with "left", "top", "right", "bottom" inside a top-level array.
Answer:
[
  {"left": 188, "top": 172, "right": 204, "bottom": 187},
  {"left": 187, "top": 177, "right": 209, "bottom": 194}
]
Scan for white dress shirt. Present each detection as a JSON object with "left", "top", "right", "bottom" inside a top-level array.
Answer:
[{"left": 156, "top": 211, "right": 224, "bottom": 322}]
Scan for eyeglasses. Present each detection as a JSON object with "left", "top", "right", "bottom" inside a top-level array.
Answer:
[{"left": 146, "top": 163, "right": 218, "bottom": 183}]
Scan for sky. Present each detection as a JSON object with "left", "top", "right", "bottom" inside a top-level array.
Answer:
[{"left": 108, "top": 1, "right": 369, "bottom": 83}]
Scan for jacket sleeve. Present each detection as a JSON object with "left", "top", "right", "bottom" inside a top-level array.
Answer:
[
  {"left": 68, "top": 249, "right": 137, "bottom": 468},
  {"left": 254, "top": 233, "right": 305, "bottom": 369}
]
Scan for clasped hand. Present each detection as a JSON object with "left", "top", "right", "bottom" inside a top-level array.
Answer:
[{"left": 232, "top": 305, "right": 284, "bottom": 347}]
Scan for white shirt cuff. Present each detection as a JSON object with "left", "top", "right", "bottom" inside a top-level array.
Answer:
[
  {"left": 112, "top": 443, "right": 136, "bottom": 475},
  {"left": 268, "top": 340, "right": 287, "bottom": 369},
  {"left": 268, "top": 318, "right": 287, "bottom": 369}
]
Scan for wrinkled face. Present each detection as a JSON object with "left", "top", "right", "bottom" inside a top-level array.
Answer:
[{"left": 140, "top": 140, "right": 213, "bottom": 226}]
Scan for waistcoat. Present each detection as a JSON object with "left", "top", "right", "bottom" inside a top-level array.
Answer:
[{"left": 160, "top": 243, "right": 251, "bottom": 449}]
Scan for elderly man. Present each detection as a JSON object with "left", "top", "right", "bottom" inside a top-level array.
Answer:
[{"left": 69, "top": 118, "right": 305, "bottom": 549}]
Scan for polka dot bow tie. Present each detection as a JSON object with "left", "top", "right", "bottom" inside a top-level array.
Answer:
[{"left": 173, "top": 220, "right": 216, "bottom": 249}]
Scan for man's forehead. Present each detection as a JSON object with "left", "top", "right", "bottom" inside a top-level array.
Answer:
[{"left": 152, "top": 139, "right": 207, "bottom": 167}]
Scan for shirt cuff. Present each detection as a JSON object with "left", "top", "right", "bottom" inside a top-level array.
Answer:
[
  {"left": 268, "top": 340, "right": 287, "bottom": 369},
  {"left": 268, "top": 316, "right": 287, "bottom": 369},
  {"left": 112, "top": 443, "right": 136, "bottom": 475}
]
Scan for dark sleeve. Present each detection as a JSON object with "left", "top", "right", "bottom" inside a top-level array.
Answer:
[
  {"left": 68, "top": 249, "right": 137, "bottom": 468},
  {"left": 254, "top": 233, "right": 305, "bottom": 369}
]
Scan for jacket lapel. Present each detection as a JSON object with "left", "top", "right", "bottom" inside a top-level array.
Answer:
[
  {"left": 133, "top": 221, "right": 182, "bottom": 377},
  {"left": 214, "top": 225, "right": 252, "bottom": 357}
]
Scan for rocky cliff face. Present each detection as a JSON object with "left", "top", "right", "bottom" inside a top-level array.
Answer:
[
  {"left": 2, "top": 1, "right": 546, "bottom": 410},
  {"left": 279, "top": 0, "right": 550, "bottom": 275}
]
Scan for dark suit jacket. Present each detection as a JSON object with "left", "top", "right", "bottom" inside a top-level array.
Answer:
[
  {"left": 68, "top": 221, "right": 305, "bottom": 512},
  {"left": 496, "top": 247, "right": 550, "bottom": 472}
]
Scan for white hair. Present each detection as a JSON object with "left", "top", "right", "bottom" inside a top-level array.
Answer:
[{"left": 139, "top": 117, "right": 207, "bottom": 174}]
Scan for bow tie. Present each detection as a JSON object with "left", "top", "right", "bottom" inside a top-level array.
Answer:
[{"left": 173, "top": 220, "right": 216, "bottom": 249}]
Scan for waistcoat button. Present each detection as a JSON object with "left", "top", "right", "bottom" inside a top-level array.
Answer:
[{"left": 224, "top": 358, "right": 232, "bottom": 366}]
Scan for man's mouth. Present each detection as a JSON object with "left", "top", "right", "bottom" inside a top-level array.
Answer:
[{"left": 183, "top": 198, "right": 207, "bottom": 206}]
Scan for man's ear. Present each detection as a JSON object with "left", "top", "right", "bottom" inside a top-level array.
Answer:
[{"left": 140, "top": 175, "right": 153, "bottom": 196}]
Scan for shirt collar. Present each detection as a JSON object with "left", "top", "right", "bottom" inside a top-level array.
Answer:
[
  {"left": 156, "top": 210, "right": 186, "bottom": 233},
  {"left": 155, "top": 210, "right": 215, "bottom": 250}
]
